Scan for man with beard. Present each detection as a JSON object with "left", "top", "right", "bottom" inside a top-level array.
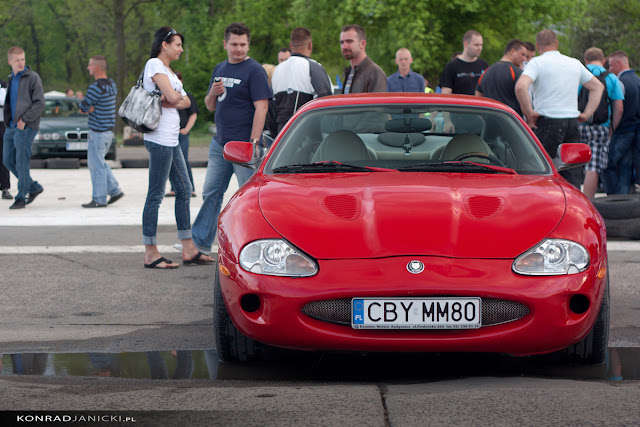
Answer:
[{"left": 339, "top": 25, "right": 386, "bottom": 94}]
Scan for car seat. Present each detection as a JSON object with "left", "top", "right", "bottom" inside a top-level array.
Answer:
[
  {"left": 439, "top": 133, "right": 493, "bottom": 163},
  {"left": 311, "top": 130, "right": 372, "bottom": 163}
]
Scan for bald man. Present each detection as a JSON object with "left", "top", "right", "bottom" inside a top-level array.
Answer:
[
  {"left": 387, "top": 48, "right": 425, "bottom": 92},
  {"left": 515, "top": 29, "right": 603, "bottom": 188}
]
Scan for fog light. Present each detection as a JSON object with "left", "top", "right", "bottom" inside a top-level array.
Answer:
[
  {"left": 569, "top": 294, "right": 590, "bottom": 314},
  {"left": 240, "top": 294, "right": 261, "bottom": 313}
]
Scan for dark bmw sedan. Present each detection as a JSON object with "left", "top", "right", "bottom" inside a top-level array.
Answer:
[{"left": 32, "top": 96, "right": 116, "bottom": 160}]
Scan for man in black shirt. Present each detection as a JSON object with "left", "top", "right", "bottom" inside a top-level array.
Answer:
[
  {"left": 476, "top": 39, "right": 527, "bottom": 116},
  {"left": 439, "top": 30, "right": 488, "bottom": 96},
  {"left": 439, "top": 30, "right": 488, "bottom": 133}
]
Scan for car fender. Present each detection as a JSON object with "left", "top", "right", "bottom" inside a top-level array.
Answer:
[{"left": 217, "top": 176, "right": 282, "bottom": 265}]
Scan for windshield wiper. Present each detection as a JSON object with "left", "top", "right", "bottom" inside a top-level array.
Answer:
[
  {"left": 396, "top": 161, "right": 517, "bottom": 174},
  {"left": 272, "top": 161, "right": 393, "bottom": 174}
]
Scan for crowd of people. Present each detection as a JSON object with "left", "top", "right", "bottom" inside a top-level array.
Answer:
[
  {"left": 2, "top": 23, "right": 639, "bottom": 269},
  {"left": 260, "top": 26, "right": 639, "bottom": 201}
]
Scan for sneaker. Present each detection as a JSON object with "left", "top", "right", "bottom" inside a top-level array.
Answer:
[
  {"left": 9, "top": 199, "right": 25, "bottom": 210},
  {"left": 82, "top": 200, "right": 107, "bottom": 208},
  {"left": 108, "top": 192, "right": 125, "bottom": 205},
  {"left": 26, "top": 187, "right": 44, "bottom": 205},
  {"left": 2, "top": 189, "right": 12, "bottom": 200}
]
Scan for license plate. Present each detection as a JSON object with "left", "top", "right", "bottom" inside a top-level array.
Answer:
[
  {"left": 66, "top": 142, "right": 88, "bottom": 151},
  {"left": 352, "top": 298, "right": 481, "bottom": 329}
]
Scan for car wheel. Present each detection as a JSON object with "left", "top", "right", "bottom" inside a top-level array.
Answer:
[
  {"left": 592, "top": 195, "right": 640, "bottom": 219},
  {"left": 563, "top": 269, "right": 610, "bottom": 364},
  {"left": 214, "top": 267, "right": 275, "bottom": 362},
  {"left": 604, "top": 217, "right": 640, "bottom": 239}
]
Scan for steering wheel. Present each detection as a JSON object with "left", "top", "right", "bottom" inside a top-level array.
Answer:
[{"left": 454, "top": 152, "right": 506, "bottom": 167}]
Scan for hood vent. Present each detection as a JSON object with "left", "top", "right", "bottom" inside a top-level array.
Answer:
[
  {"left": 320, "top": 194, "right": 362, "bottom": 221},
  {"left": 465, "top": 195, "right": 505, "bottom": 219}
]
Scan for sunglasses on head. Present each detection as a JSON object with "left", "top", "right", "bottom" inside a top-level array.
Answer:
[{"left": 163, "top": 28, "right": 177, "bottom": 43}]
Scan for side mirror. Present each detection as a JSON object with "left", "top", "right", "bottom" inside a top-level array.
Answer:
[
  {"left": 553, "top": 143, "right": 591, "bottom": 171},
  {"left": 223, "top": 141, "right": 264, "bottom": 169}
]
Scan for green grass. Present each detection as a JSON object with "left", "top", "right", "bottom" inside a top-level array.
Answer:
[{"left": 189, "top": 127, "right": 215, "bottom": 146}]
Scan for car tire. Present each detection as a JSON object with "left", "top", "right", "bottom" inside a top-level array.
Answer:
[
  {"left": 562, "top": 269, "right": 610, "bottom": 364},
  {"left": 592, "top": 195, "right": 640, "bottom": 219},
  {"left": 214, "top": 267, "right": 275, "bottom": 362},
  {"left": 604, "top": 217, "right": 640, "bottom": 239}
]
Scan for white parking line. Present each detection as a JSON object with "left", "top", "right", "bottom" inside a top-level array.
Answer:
[
  {"left": 0, "top": 245, "right": 219, "bottom": 254},
  {"left": 607, "top": 241, "right": 640, "bottom": 251},
  {"left": 2, "top": 170, "right": 639, "bottom": 253}
]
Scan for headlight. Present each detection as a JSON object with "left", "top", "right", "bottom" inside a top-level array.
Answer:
[
  {"left": 513, "top": 239, "right": 589, "bottom": 275},
  {"left": 35, "top": 132, "right": 62, "bottom": 141},
  {"left": 239, "top": 239, "right": 318, "bottom": 277}
]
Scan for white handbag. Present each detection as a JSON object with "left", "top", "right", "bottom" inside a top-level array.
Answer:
[{"left": 118, "top": 65, "right": 162, "bottom": 132}]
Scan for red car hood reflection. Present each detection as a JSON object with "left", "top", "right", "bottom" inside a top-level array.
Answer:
[{"left": 258, "top": 173, "right": 566, "bottom": 259}]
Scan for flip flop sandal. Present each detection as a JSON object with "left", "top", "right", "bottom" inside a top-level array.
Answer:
[
  {"left": 183, "top": 251, "right": 215, "bottom": 266},
  {"left": 144, "top": 257, "right": 179, "bottom": 269}
]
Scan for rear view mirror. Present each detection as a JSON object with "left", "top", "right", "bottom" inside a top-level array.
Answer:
[
  {"left": 553, "top": 143, "right": 591, "bottom": 171},
  {"left": 223, "top": 141, "right": 264, "bottom": 169},
  {"left": 385, "top": 117, "right": 432, "bottom": 133}
]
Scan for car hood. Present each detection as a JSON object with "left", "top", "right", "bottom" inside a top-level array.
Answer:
[
  {"left": 38, "top": 116, "right": 88, "bottom": 132},
  {"left": 258, "top": 173, "right": 566, "bottom": 259}
]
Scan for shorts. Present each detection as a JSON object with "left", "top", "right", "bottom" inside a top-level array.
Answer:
[{"left": 578, "top": 123, "right": 610, "bottom": 172}]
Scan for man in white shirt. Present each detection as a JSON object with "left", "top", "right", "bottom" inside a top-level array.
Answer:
[{"left": 515, "top": 29, "right": 604, "bottom": 188}]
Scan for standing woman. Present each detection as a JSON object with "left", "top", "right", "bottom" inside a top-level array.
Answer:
[{"left": 142, "top": 27, "right": 214, "bottom": 269}]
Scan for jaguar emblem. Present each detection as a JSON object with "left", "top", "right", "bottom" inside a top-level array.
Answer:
[{"left": 407, "top": 260, "right": 424, "bottom": 274}]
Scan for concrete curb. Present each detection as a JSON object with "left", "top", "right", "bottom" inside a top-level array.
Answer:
[{"left": 31, "top": 145, "right": 210, "bottom": 169}]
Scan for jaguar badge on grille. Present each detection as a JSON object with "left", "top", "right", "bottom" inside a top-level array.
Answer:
[{"left": 407, "top": 260, "right": 424, "bottom": 274}]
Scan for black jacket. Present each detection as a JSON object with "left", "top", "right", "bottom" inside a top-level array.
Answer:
[{"left": 3, "top": 66, "right": 45, "bottom": 130}]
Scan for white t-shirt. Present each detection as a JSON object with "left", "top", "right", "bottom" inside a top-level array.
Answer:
[
  {"left": 0, "top": 86, "right": 6, "bottom": 123},
  {"left": 522, "top": 50, "right": 594, "bottom": 119},
  {"left": 142, "top": 57, "right": 186, "bottom": 147}
]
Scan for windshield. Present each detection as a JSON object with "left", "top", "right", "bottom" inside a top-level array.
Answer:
[
  {"left": 43, "top": 98, "right": 83, "bottom": 118},
  {"left": 265, "top": 104, "right": 551, "bottom": 175}
]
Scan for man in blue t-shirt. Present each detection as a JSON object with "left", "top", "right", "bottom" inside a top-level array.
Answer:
[
  {"left": 191, "top": 22, "right": 271, "bottom": 253},
  {"left": 387, "top": 48, "right": 425, "bottom": 93},
  {"left": 79, "top": 55, "right": 124, "bottom": 208}
]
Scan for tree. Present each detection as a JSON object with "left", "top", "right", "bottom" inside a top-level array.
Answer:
[
  {"left": 567, "top": 0, "right": 640, "bottom": 66},
  {"left": 2, "top": 0, "right": 626, "bottom": 138}
]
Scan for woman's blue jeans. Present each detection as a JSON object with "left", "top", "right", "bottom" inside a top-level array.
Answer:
[{"left": 142, "top": 140, "right": 193, "bottom": 245}]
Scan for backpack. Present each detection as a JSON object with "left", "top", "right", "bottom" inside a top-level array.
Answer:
[{"left": 578, "top": 70, "right": 610, "bottom": 125}]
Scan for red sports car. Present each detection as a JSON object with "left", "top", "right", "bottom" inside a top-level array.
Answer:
[{"left": 215, "top": 93, "right": 609, "bottom": 364}]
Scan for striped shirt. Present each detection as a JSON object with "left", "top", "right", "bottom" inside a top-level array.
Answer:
[{"left": 79, "top": 78, "right": 117, "bottom": 132}]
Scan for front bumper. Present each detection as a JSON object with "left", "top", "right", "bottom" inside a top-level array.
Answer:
[
  {"left": 218, "top": 253, "right": 607, "bottom": 356},
  {"left": 32, "top": 139, "right": 117, "bottom": 160}
]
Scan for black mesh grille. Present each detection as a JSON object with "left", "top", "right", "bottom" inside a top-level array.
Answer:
[{"left": 301, "top": 298, "right": 529, "bottom": 327}]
